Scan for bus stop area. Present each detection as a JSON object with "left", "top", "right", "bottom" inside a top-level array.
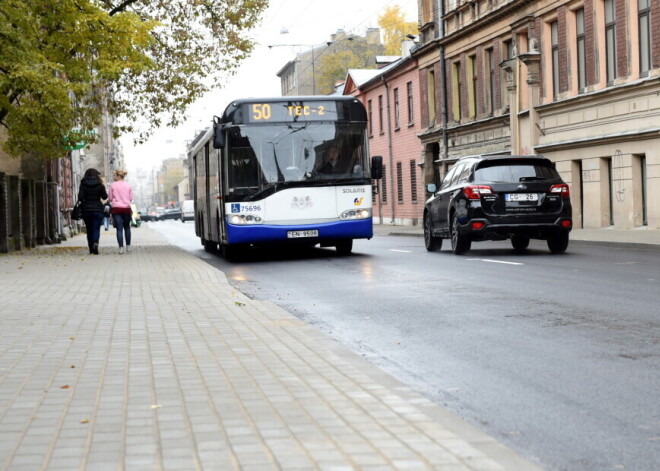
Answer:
[{"left": 0, "top": 224, "right": 544, "bottom": 470}]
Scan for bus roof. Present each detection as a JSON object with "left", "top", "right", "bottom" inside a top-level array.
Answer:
[
  {"left": 187, "top": 127, "right": 213, "bottom": 157},
  {"left": 221, "top": 95, "right": 367, "bottom": 125}
]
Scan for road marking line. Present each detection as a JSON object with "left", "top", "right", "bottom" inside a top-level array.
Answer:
[
  {"left": 467, "top": 258, "right": 524, "bottom": 266},
  {"left": 390, "top": 249, "right": 412, "bottom": 253}
]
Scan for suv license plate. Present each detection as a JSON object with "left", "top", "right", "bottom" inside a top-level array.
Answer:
[
  {"left": 505, "top": 193, "right": 538, "bottom": 202},
  {"left": 287, "top": 230, "right": 319, "bottom": 238}
]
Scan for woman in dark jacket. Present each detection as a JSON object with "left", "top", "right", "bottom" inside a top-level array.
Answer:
[{"left": 78, "top": 168, "right": 108, "bottom": 254}]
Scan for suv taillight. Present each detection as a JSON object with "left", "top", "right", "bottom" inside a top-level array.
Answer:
[
  {"left": 550, "top": 184, "right": 570, "bottom": 197},
  {"left": 464, "top": 185, "right": 493, "bottom": 200}
]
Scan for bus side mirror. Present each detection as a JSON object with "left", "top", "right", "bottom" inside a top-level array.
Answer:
[
  {"left": 213, "top": 123, "right": 225, "bottom": 149},
  {"left": 371, "top": 155, "right": 383, "bottom": 179}
]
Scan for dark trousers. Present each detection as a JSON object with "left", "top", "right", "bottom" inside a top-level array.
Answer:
[
  {"left": 112, "top": 213, "right": 132, "bottom": 247},
  {"left": 82, "top": 211, "right": 104, "bottom": 250}
]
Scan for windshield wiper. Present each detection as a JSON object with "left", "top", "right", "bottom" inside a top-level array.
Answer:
[
  {"left": 328, "top": 177, "right": 371, "bottom": 185},
  {"left": 245, "top": 181, "right": 312, "bottom": 201},
  {"left": 245, "top": 185, "right": 278, "bottom": 201}
]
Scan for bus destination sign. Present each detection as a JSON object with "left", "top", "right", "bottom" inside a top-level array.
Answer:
[{"left": 246, "top": 101, "right": 337, "bottom": 123}]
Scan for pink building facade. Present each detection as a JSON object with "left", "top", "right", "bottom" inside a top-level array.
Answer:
[{"left": 344, "top": 56, "right": 426, "bottom": 226}]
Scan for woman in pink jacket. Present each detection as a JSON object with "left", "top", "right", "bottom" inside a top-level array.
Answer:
[{"left": 107, "top": 169, "right": 134, "bottom": 254}]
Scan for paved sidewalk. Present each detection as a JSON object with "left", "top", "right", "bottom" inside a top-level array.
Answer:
[{"left": 0, "top": 226, "right": 543, "bottom": 471}]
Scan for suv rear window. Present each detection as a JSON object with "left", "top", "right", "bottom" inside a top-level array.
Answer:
[{"left": 474, "top": 161, "right": 559, "bottom": 183}]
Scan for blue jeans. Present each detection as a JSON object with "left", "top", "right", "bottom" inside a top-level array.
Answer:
[
  {"left": 82, "top": 211, "right": 104, "bottom": 250},
  {"left": 113, "top": 213, "right": 132, "bottom": 247}
]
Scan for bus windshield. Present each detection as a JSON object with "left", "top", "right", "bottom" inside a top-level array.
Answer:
[{"left": 225, "top": 121, "right": 369, "bottom": 201}]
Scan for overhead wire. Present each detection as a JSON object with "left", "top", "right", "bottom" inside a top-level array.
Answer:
[{"left": 279, "top": 0, "right": 417, "bottom": 92}]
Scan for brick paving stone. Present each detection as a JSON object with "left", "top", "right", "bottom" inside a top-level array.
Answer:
[{"left": 0, "top": 226, "right": 544, "bottom": 471}]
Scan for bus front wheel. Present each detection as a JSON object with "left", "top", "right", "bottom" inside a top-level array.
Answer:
[
  {"left": 336, "top": 239, "right": 353, "bottom": 255},
  {"left": 203, "top": 239, "right": 217, "bottom": 253},
  {"left": 220, "top": 243, "right": 245, "bottom": 261}
]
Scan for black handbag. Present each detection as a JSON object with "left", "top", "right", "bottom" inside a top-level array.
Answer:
[
  {"left": 103, "top": 202, "right": 112, "bottom": 217},
  {"left": 71, "top": 201, "right": 83, "bottom": 220}
]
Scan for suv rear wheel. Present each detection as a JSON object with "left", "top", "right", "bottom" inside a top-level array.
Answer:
[
  {"left": 511, "top": 235, "right": 530, "bottom": 251},
  {"left": 424, "top": 213, "right": 442, "bottom": 252},
  {"left": 547, "top": 232, "right": 569, "bottom": 254},
  {"left": 451, "top": 214, "right": 471, "bottom": 255}
]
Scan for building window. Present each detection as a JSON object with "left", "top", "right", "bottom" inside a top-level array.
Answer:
[
  {"left": 468, "top": 55, "right": 477, "bottom": 117},
  {"left": 427, "top": 69, "right": 436, "bottom": 125},
  {"left": 576, "top": 9, "right": 586, "bottom": 91},
  {"left": 407, "top": 81, "right": 414, "bottom": 125},
  {"left": 551, "top": 21, "right": 560, "bottom": 98},
  {"left": 485, "top": 48, "right": 495, "bottom": 114},
  {"left": 605, "top": 0, "right": 617, "bottom": 84},
  {"left": 394, "top": 88, "right": 400, "bottom": 129},
  {"left": 381, "top": 165, "right": 387, "bottom": 204},
  {"left": 378, "top": 95, "right": 384, "bottom": 134},
  {"left": 367, "top": 99, "right": 373, "bottom": 136},
  {"left": 452, "top": 61, "right": 462, "bottom": 121},
  {"left": 397, "top": 162, "right": 403, "bottom": 204},
  {"left": 422, "top": 0, "right": 432, "bottom": 23},
  {"left": 504, "top": 39, "right": 514, "bottom": 59},
  {"left": 502, "top": 39, "right": 513, "bottom": 108},
  {"left": 639, "top": 0, "right": 651, "bottom": 76},
  {"left": 410, "top": 160, "right": 418, "bottom": 203}
]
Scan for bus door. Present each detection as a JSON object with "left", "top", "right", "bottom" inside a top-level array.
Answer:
[
  {"left": 217, "top": 141, "right": 229, "bottom": 244},
  {"left": 204, "top": 143, "right": 213, "bottom": 242}
]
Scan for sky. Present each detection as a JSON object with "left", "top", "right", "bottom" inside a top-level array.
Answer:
[{"left": 121, "top": 0, "right": 419, "bottom": 173}]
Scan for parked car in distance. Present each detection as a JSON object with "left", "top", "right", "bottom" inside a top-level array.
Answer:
[
  {"left": 139, "top": 207, "right": 158, "bottom": 222},
  {"left": 180, "top": 200, "right": 194, "bottom": 222},
  {"left": 423, "top": 154, "right": 572, "bottom": 255},
  {"left": 158, "top": 207, "right": 182, "bottom": 221}
]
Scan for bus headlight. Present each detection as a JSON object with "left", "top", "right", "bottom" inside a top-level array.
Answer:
[
  {"left": 340, "top": 208, "right": 371, "bottom": 220},
  {"left": 228, "top": 214, "right": 263, "bottom": 225}
]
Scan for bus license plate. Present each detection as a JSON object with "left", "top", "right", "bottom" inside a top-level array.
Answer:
[
  {"left": 287, "top": 230, "right": 319, "bottom": 238},
  {"left": 505, "top": 193, "right": 538, "bottom": 202}
]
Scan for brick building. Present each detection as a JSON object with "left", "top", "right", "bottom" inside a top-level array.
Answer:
[
  {"left": 0, "top": 112, "right": 122, "bottom": 252},
  {"left": 416, "top": 0, "right": 659, "bottom": 230},
  {"left": 344, "top": 42, "right": 425, "bottom": 226}
]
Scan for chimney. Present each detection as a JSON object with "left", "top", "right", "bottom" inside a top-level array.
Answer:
[
  {"left": 366, "top": 28, "right": 381, "bottom": 45},
  {"left": 401, "top": 40, "right": 415, "bottom": 57},
  {"left": 331, "top": 28, "right": 346, "bottom": 42}
]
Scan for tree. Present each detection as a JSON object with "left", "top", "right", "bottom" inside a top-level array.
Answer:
[
  {"left": 0, "top": 0, "right": 267, "bottom": 159},
  {"left": 378, "top": 5, "right": 418, "bottom": 56},
  {"left": 315, "top": 36, "right": 383, "bottom": 95}
]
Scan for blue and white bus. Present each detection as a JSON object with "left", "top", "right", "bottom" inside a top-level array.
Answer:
[{"left": 189, "top": 96, "right": 382, "bottom": 259}]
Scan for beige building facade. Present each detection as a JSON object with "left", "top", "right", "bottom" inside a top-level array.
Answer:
[{"left": 418, "top": 0, "right": 659, "bottom": 230}]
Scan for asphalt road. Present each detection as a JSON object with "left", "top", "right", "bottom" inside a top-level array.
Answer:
[{"left": 149, "top": 220, "right": 660, "bottom": 471}]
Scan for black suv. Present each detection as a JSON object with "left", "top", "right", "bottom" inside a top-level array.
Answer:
[{"left": 423, "top": 154, "right": 572, "bottom": 254}]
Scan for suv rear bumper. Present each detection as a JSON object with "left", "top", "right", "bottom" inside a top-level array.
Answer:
[{"left": 457, "top": 217, "right": 572, "bottom": 241}]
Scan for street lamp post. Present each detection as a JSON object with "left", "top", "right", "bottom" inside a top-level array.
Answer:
[{"left": 269, "top": 35, "right": 354, "bottom": 96}]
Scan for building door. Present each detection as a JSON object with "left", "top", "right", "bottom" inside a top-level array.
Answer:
[
  {"left": 606, "top": 157, "right": 614, "bottom": 226},
  {"left": 572, "top": 160, "right": 584, "bottom": 228},
  {"left": 637, "top": 155, "right": 648, "bottom": 226}
]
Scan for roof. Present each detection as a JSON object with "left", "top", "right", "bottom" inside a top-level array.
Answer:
[
  {"left": 345, "top": 69, "right": 382, "bottom": 87},
  {"left": 276, "top": 59, "right": 297, "bottom": 78},
  {"left": 345, "top": 57, "right": 406, "bottom": 91},
  {"left": 375, "top": 56, "right": 400, "bottom": 64}
]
